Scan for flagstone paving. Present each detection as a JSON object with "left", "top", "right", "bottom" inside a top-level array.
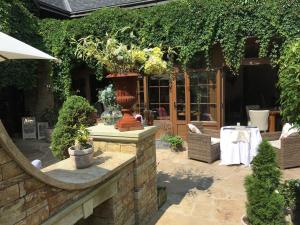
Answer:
[{"left": 150, "top": 148, "right": 300, "bottom": 225}]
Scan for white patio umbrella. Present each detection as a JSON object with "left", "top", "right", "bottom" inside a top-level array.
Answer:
[{"left": 0, "top": 31, "right": 57, "bottom": 61}]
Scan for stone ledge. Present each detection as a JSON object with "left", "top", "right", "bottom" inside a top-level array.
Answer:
[
  {"left": 89, "top": 124, "right": 158, "bottom": 142},
  {"left": 41, "top": 152, "right": 135, "bottom": 189}
]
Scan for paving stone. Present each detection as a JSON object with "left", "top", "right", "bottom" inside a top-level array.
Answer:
[{"left": 151, "top": 148, "right": 300, "bottom": 225}]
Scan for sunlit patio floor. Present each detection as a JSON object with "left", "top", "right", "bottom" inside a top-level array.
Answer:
[{"left": 150, "top": 147, "right": 300, "bottom": 225}]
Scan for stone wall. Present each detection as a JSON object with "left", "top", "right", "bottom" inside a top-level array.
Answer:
[
  {"left": 0, "top": 146, "right": 79, "bottom": 225},
  {"left": 0, "top": 122, "right": 158, "bottom": 225},
  {"left": 0, "top": 145, "right": 136, "bottom": 225},
  {"left": 93, "top": 132, "right": 158, "bottom": 225}
]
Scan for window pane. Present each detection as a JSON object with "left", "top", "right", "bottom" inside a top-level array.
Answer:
[
  {"left": 176, "top": 74, "right": 185, "bottom": 120},
  {"left": 160, "top": 87, "right": 169, "bottom": 103},
  {"left": 149, "top": 77, "right": 159, "bottom": 86},
  {"left": 160, "top": 77, "right": 169, "bottom": 86},
  {"left": 149, "top": 87, "right": 159, "bottom": 103},
  {"left": 189, "top": 71, "right": 217, "bottom": 121},
  {"left": 149, "top": 76, "right": 170, "bottom": 120}
]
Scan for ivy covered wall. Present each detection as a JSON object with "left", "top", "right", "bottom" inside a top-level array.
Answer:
[
  {"left": 0, "top": 0, "right": 43, "bottom": 90},
  {"left": 39, "top": 0, "right": 300, "bottom": 100}
]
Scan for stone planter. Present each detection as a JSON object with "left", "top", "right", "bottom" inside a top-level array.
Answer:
[
  {"left": 68, "top": 145, "right": 94, "bottom": 169},
  {"left": 107, "top": 73, "right": 143, "bottom": 132},
  {"left": 241, "top": 216, "right": 249, "bottom": 225}
]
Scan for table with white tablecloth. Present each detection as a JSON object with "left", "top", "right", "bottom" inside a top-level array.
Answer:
[{"left": 220, "top": 126, "right": 262, "bottom": 166}]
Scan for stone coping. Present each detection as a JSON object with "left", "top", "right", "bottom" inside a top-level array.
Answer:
[
  {"left": 0, "top": 120, "right": 134, "bottom": 191},
  {"left": 42, "top": 151, "right": 135, "bottom": 187},
  {"left": 89, "top": 123, "right": 158, "bottom": 142}
]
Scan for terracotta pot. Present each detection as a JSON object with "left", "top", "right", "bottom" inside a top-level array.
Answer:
[
  {"left": 107, "top": 73, "right": 143, "bottom": 132},
  {"left": 68, "top": 145, "right": 93, "bottom": 169}
]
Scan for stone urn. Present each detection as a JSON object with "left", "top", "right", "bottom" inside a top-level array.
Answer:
[
  {"left": 107, "top": 73, "right": 143, "bottom": 132},
  {"left": 68, "top": 145, "right": 93, "bottom": 169}
]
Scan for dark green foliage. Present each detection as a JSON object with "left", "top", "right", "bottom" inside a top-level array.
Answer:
[
  {"left": 38, "top": 0, "right": 300, "bottom": 100},
  {"left": 245, "top": 141, "right": 285, "bottom": 225},
  {"left": 278, "top": 39, "right": 300, "bottom": 129},
  {"left": 161, "top": 135, "right": 184, "bottom": 149},
  {"left": 50, "top": 96, "right": 96, "bottom": 159},
  {"left": 0, "top": 0, "right": 43, "bottom": 90},
  {"left": 279, "top": 179, "right": 300, "bottom": 211}
]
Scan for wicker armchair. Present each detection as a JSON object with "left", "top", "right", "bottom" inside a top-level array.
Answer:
[
  {"left": 262, "top": 132, "right": 300, "bottom": 169},
  {"left": 187, "top": 122, "right": 220, "bottom": 163}
]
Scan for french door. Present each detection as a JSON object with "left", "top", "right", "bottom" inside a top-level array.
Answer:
[
  {"left": 145, "top": 69, "right": 223, "bottom": 139},
  {"left": 171, "top": 69, "right": 223, "bottom": 138},
  {"left": 171, "top": 72, "right": 189, "bottom": 139}
]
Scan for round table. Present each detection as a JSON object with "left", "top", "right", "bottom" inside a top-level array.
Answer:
[{"left": 220, "top": 126, "right": 262, "bottom": 166}]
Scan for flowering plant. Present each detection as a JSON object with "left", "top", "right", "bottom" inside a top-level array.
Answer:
[{"left": 75, "top": 35, "right": 168, "bottom": 76}]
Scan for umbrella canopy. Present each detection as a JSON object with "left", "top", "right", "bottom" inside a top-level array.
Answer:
[{"left": 0, "top": 32, "right": 56, "bottom": 61}]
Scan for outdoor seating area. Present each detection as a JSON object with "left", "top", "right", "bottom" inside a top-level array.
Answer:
[
  {"left": 1, "top": 1, "right": 300, "bottom": 225},
  {"left": 187, "top": 121, "right": 300, "bottom": 169}
]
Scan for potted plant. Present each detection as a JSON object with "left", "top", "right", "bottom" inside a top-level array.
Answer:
[
  {"left": 161, "top": 135, "right": 184, "bottom": 151},
  {"left": 75, "top": 34, "right": 168, "bottom": 131},
  {"left": 68, "top": 125, "right": 93, "bottom": 169},
  {"left": 98, "top": 84, "right": 122, "bottom": 125},
  {"left": 243, "top": 141, "right": 286, "bottom": 225}
]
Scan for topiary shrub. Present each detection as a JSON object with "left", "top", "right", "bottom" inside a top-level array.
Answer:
[
  {"left": 51, "top": 95, "right": 96, "bottom": 160},
  {"left": 245, "top": 140, "right": 286, "bottom": 225}
]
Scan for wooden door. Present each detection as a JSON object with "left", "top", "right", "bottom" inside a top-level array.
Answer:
[
  {"left": 187, "top": 69, "right": 223, "bottom": 130},
  {"left": 171, "top": 72, "right": 189, "bottom": 139}
]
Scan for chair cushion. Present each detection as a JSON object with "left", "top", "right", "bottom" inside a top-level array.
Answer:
[
  {"left": 188, "top": 124, "right": 201, "bottom": 134},
  {"left": 269, "top": 140, "right": 281, "bottom": 149},
  {"left": 280, "top": 123, "right": 299, "bottom": 139},
  {"left": 211, "top": 137, "right": 220, "bottom": 145}
]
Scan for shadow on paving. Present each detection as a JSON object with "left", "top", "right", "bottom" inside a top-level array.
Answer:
[{"left": 149, "top": 170, "right": 214, "bottom": 224}]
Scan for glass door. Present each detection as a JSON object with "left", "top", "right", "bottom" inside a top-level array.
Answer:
[
  {"left": 188, "top": 70, "right": 222, "bottom": 129},
  {"left": 172, "top": 73, "right": 188, "bottom": 139}
]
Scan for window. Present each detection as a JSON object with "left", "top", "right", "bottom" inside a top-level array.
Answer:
[
  {"left": 189, "top": 71, "right": 217, "bottom": 121},
  {"left": 149, "top": 76, "right": 170, "bottom": 120}
]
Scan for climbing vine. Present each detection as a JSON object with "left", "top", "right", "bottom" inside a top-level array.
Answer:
[
  {"left": 38, "top": 0, "right": 300, "bottom": 100},
  {"left": 0, "top": 0, "right": 42, "bottom": 90},
  {"left": 278, "top": 38, "right": 300, "bottom": 129}
]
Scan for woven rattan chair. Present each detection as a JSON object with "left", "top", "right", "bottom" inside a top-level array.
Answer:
[
  {"left": 262, "top": 132, "right": 300, "bottom": 169},
  {"left": 187, "top": 122, "right": 220, "bottom": 163}
]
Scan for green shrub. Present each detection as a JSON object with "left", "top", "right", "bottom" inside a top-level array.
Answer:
[
  {"left": 279, "top": 179, "right": 300, "bottom": 223},
  {"left": 279, "top": 38, "right": 300, "bottom": 129},
  {"left": 161, "top": 135, "right": 184, "bottom": 150},
  {"left": 51, "top": 96, "right": 95, "bottom": 159},
  {"left": 245, "top": 140, "right": 286, "bottom": 225}
]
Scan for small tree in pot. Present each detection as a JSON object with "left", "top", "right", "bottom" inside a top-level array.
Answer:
[
  {"left": 68, "top": 125, "right": 93, "bottom": 169},
  {"left": 243, "top": 140, "right": 286, "bottom": 225}
]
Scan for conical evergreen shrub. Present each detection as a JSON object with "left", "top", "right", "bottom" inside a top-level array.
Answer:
[
  {"left": 245, "top": 140, "right": 286, "bottom": 225},
  {"left": 51, "top": 96, "right": 95, "bottom": 160}
]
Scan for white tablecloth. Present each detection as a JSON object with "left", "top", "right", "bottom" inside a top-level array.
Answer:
[{"left": 220, "top": 126, "right": 262, "bottom": 166}]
